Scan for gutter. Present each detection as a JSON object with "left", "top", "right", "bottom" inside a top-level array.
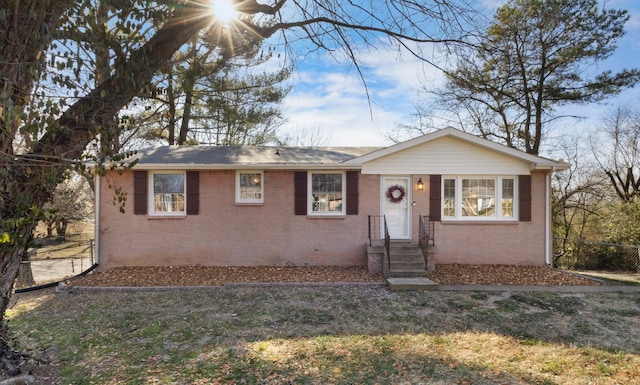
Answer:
[
  {"left": 545, "top": 168, "right": 554, "bottom": 266},
  {"left": 94, "top": 172, "right": 100, "bottom": 265}
]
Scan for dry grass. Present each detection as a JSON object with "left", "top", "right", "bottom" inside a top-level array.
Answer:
[
  {"left": 573, "top": 270, "right": 640, "bottom": 285},
  {"left": 30, "top": 222, "right": 94, "bottom": 260},
  {"left": 5, "top": 286, "right": 640, "bottom": 384},
  {"left": 30, "top": 240, "right": 92, "bottom": 260}
]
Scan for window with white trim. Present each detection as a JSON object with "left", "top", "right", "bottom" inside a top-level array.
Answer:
[
  {"left": 236, "top": 171, "right": 264, "bottom": 204},
  {"left": 442, "top": 176, "right": 517, "bottom": 220},
  {"left": 149, "top": 171, "right": 186, "bottom": 215},
  {"left": 309, "top": 172, "right": 345, "bottom": 215}
]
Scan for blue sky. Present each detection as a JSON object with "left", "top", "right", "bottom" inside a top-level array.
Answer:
[{"left": 276, "top": 0, "right": 640, "bottom": 150}]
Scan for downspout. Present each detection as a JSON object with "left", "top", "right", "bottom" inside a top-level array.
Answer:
[
  {"left": 94, "top": 172, "right": 100, "bottom": 265},
  {"left": 545, "top": 168, "right": 555, "bottom": 266}
]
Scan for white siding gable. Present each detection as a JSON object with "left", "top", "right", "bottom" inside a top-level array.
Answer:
[{"left": 361, "top": 136, "right": 530, "bottom": 175}]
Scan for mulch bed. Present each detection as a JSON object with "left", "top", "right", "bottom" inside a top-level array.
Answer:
[
  {"left": 428, "top": 264, "right": 599, "bottom": 286},
  {"left": 68, "top": 264, "right": 600, "bottom": 287}
]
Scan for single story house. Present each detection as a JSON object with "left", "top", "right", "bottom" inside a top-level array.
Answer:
[{"left": 94, "top": 127, "right": 569, "bottom": 274}]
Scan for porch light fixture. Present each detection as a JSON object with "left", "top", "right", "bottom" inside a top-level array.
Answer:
[{"left": 417, "top": 177, "right": 424, "bottom": 191}]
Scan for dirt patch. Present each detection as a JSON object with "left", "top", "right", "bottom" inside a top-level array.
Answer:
[{"left": 68, "top": 264, "right": 600, "bottom": 287}]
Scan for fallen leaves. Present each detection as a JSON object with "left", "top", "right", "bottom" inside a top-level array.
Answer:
[
  {"left": 70, "top": 266, "right": 384, "bottom": 287},
  {"left": 428, "top": 264, "right": 600, "bottom": 286},
  {"left": 68, "top": 264, "right": 601, "bottom": 287}
]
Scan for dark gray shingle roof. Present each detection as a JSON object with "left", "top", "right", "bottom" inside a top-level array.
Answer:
[{"left": 133, "top": 145, "right": 382, "bottom": 166}]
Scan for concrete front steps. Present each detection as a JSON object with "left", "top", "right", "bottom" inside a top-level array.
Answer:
[
  {"left": 374, "top": 242, "right": 439, "bottom": 290},
  {"left": 386, "top": 244, "right": 428, "bottom": 278},
  {"left": 387, "top": 277, "right": 439, "bottom": 291}
]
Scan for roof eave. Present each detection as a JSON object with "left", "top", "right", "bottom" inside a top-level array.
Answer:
[{"left": 128, "top": 163, "right": 363, "bottom": 170}]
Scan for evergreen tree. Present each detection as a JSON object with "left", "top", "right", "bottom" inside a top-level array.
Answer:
[{"left": 431, "top": 0, "right": 640, "bottom": 154}]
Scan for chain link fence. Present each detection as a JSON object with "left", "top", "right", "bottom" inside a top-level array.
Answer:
[
  {"left": 16, "top": 239, "right": 96, "bottom": 290},
  {"left": 554, "top": 237, "right": 640, "bottom": 272}
]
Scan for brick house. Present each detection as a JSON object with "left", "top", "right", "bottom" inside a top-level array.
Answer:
[{"left": 94, "top": 127, "right": 568, "bottom": 274}]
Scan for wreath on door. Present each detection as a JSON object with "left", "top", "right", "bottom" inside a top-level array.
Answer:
[{"left": 386, "top": 184, "right": 406, "bottom": 203}]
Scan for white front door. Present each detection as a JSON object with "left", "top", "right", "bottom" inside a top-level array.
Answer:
[{"left": 381, "top": 176, "right": 411, "bottom": 239}]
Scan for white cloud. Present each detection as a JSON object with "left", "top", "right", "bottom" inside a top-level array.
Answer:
[
  {"left": 281, "top": 84, "right": 405, "bottom": 147},
  {"left": 279, "top": 44, "right": 448, "bottom": 146}
]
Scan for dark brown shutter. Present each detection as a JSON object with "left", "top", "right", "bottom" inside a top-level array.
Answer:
[
  {"left": 429, "top": 174, "right": 441, "bottom": 221},
  {"left": 186, "top": 171, "right": 199, "bottom": 215},
  {"left": 133, "top": 171, "right": 148, "bottom": 215},
  {"left": 294, "top": 171, "right": 307, "bottom": 215},
  {"left": 519, "top": 175, "right": 532, "bottom": 222},
  {"left": 346, "top": 171, "right": 359, "bottom": 215}
]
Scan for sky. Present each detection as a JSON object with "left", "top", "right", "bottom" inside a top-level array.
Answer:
[{"left": 274, "top": 0, "right": 640, "bottom": 151}]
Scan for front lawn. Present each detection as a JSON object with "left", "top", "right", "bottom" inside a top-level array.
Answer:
[{"left": 6, "top": 287, "right": 640, "bottom": 384}]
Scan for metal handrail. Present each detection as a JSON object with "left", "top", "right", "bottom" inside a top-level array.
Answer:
[
  {"left": 419, "top": 215, "right": 429, "bottom": 269},
  {"left": 429, "top": 216, "right": 435, "bottom": 246},
  {"left": 383, "top": 216, "right": 391, "bottom": 272},
  {"left": 368, "top": 215, "right": 391, "bottom": 274}
]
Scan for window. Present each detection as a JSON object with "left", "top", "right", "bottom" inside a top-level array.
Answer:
[
  {"left": 309, "top": 172, "right": 345, "bottom": 215},
  {"left": 443, "top": 178, "right": 456, "bottom": 217},
  {"left": 442, "top": 176, "right": 517, "bottom": 220},
  {"left": 133, "top": 170, "right": 198, "bottom": 216},
  {"left": 236, "top": 171, "right": 264, "bottom": 204},
  {"left": 501, "top": 178, "right": 514, "bottom": 217},
  {"left": 294, "top": 171, "right": 358, "bottom": 216},
  {"left": 150, "top": 172, "right": 185, "bottom": 215}
]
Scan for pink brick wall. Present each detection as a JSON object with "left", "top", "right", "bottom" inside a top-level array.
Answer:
[
  {"left": 422, "top": 171, "right": 549, "bottom": 265},
  {"left": 98, "top": 170, "right": 549, "bottom": 270},
  {"left": 98, "top": 170, "right": 380, "bottom": 269}
]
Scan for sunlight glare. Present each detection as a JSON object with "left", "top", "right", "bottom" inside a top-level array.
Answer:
[{"left": 211, "top": 0, "right": 238, "bottom": 25}]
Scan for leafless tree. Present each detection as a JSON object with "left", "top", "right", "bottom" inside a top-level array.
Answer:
[
  {"left": 553, "top": 135, "right": 608, "bottom": 263},
  {"left": 281, "top": 126, "right": 332, "bottom": 146},
  {"left": 593, "top": 106, "right": 640, "bottom": 202}
]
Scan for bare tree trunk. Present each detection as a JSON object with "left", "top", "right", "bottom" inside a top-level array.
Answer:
[
  {"left": 56, "top": 218, "right": 69, "bottom": 240},
  {"left": 0, "top": 239, "right": 32, "bottom": 374},
  {"left": 46, "top": 223, "right": 55, "bottom": 238},
  {"left": 167, "top": 67, "right": 177, "bottom": 145},
  {"left": 15, "top": 250, "right": 36, "bottom": 289},
  {"left": 1, "top": 224, "right": 35, "bottom": 324},
  {"left": 179, "top": 86, "right": 195, "bottom": 145}
]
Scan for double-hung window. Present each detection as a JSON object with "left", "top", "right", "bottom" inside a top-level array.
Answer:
[
  {"left": 150, "top": 171, "right": 185, "bottom": 215},
  {"left": 442, "top": 176, "right": 517, "bottom": 220},
  {"left": 236, "top": 171, "right": 264, "bottom": 204},
  {"left": 309, "top": 172, "right": 345, "bottom": 215}
]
